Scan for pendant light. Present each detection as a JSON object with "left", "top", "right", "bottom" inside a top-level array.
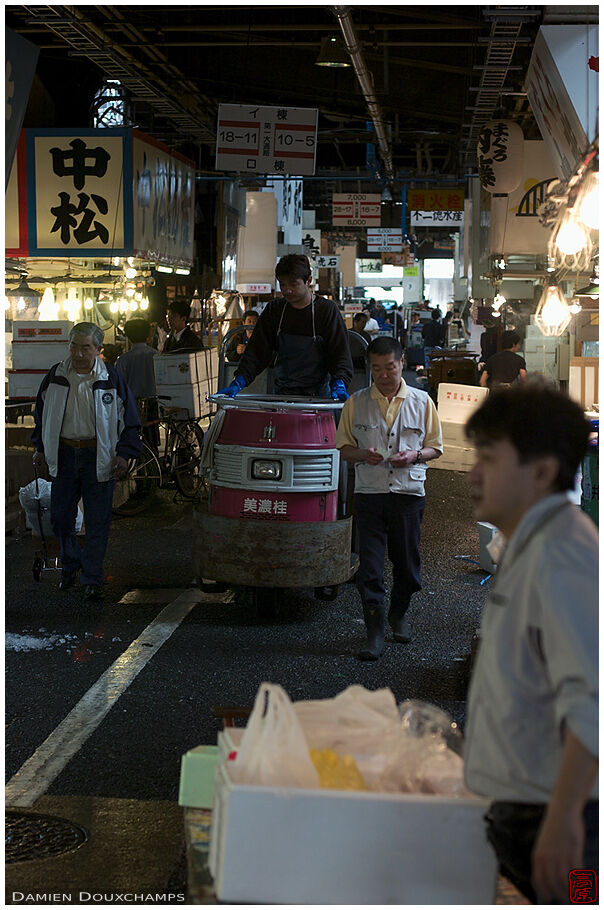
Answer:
[
  {"left": 534, "top": 280, "right": 572, "bottom": 337},
  {"left": 576, "top": 169, "right": 599, "bottom": 231}
]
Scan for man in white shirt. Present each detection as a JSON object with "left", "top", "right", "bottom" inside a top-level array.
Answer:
[
  {"left": 336, "top": 336, "right": 442, "bottom": 659},
  {"left": 463, "top": 384, "right": 598, "bottom": 904},
  {"left": 32, "top": 323, "right": 142, "bottom": 600}
]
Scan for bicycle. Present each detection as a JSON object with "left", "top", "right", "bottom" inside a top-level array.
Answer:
[{"left": 113, "top": 396, "right": 205, "bottom": 516}]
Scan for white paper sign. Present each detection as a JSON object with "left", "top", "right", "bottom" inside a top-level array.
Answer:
[
  {"left": 315, "top": 255, "right": 340, "bottom": 269},
  {"left": 333, "top": 193, "right": 381, "bottom": 226},
  {"left": 216, "top": 104, "right": 318, "bottom": 175},
  {"left": 367, "top": 228, "right": 403, "bottom": 251},
  {"left": 410, "top": 210, "right": 464, "bottom": 228}
]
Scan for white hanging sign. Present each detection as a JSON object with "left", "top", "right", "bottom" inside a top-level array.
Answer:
[
  {"left": 216, "top": 104, "right": 318, "bottom": 175},
  {"left": 315, "top": 255, "right": 340, "bottom": 269},
  {"left": 410, "top": 210, "right": 464, "bottom": 227},
  {"left": 367, "top": 228, "right": 403, "bottom": 251},
  {"left": 332, "top": 193, "right": 381, "bottom": 226}
]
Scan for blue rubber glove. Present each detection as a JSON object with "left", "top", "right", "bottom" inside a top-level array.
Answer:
[
  {"left": 217, "top": 374, "right": 246, "bottom": 398},
  {"left": 330, "top": 378, "right": 349, "bottom": 401}
]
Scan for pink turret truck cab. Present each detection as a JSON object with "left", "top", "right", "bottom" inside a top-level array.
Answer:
[{"left": 193, "top": 393, "right": 357, "bottom": 612}]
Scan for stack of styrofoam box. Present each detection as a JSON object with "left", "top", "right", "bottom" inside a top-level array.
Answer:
[
  {"left": 523, "top": 318, "right": 570, "bottom": 383},
  {"left": 8, "top": 321, "right": 72, "bottom": 400},
  {"left": 431, "top": 383, "right": 489, "bottom": 472},
  {"left": 207, "top": 726, "right": 497, "bottom": 905},
  {"left": 153, "top": 348, "right": 219, "bottom": 417}
]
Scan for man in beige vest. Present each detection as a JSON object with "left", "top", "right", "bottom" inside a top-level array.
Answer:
[{"left": 336, "top": 337, "right": 442, "bottom": 659}]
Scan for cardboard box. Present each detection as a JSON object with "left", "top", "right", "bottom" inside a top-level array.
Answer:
[
  {"left": 12, "top": 341, "right": 70, "bottom": 370},
  {"left": 12, "top": 320, "right": 72, "bottom": 342},
  {"left": 209, "top": 756, "right": 497, "bottom": 905},
  {"left": 8, "top": 370, "right": 47, "bottom": 399},
  {"left": 437, "top": 383, "right": 488, "bottom": 423}
]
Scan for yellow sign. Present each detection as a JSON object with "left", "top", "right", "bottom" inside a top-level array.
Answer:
[{"left": 407, "top": 188, "right": 464, "bottom": 212}]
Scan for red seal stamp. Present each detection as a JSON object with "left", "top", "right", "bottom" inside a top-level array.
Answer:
[{"left": 569, "top": 870, "right": 597, "bottom": 903}]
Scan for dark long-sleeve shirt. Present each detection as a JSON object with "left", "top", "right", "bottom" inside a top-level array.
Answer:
[{"left": 234, "top": 295, "right": 353, "bottom": 388}]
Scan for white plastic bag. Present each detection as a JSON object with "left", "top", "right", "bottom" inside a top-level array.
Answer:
[
  {"left": 19, "top": 478, "right": 83, "bottom": 537},
  {"left": 294, "top": 686, "right": 401, "bottom": 787},
  {"left": 229, "top": 683, "right": 319, "bottom": 789}
]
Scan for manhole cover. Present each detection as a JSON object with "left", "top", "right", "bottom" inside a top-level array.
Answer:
[{"left": 6, "top": 811, "right": 87, "bottom": 863}]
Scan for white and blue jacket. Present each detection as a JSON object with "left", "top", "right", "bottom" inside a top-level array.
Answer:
[{"left": 32, "top": 356, "right": 142, "bottom": 482}]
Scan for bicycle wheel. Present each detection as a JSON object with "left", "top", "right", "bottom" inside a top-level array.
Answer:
[
  {"left": 173, "top": 422, "right": 205, "bottom": 499},
  {"left": 113, "top": 442, "right": 162, "bottom": 516}
]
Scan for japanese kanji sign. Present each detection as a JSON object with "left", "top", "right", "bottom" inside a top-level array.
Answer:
[
  {"left": 407, "top": 187, "right": 465, "bottom": 212},
  {"left": 367, "top": 228, "right": 403, "bottom": 251},
  {"left": 315, "top": 255, "right": 340, "bottom": 269},
  {"left": 216, "top": 104, "right": 318, "bottom": 175},
  {"left": 358, "top": 258, "right": 382, "bottom": 273},
  {"left": 332, "top": 193, "right": 381, "bottom": 227},
  {"left": 132, "top": 131, "right": 195, "bottom": 267},
  {"left": 242, "top": 496, "right": 289, "bottom": 518},
  {"left": 27, "top": 128, "right": 132, "bottom": 256},
  {"left": 409, "top": 210, "right": 465, "bottom": 228}
]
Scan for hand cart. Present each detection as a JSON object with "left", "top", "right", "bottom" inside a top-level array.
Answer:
[{"left": 30, "top": 465, "right": 62, "bottom": 582}]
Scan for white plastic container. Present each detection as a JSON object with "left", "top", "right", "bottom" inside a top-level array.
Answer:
[
  {"left": 12, "top": 320, "right": 72, "bottom": 342},
  {"left": 12, "top": 341, "right": 70, "bottom": 370},
  {"left": 477, "top": 521, "right": 498, "bottom": 572},
  {"left": 440, "top": 419, "right": 470, "bottom": 447},
  {"left": 430, "top": 444, "right": 476, "bottom": 472},
  {"left": 8, "top": 370, "right": 47, "bottom": 399},
  {"left": 155, "top": 381, "right": 204, "bottom": 417},
  {"left": 153, "top": 349, "right": 218, "bottom": 387},
  {"left": 209, "top": 756, "right": 497, "bottom": 905}
]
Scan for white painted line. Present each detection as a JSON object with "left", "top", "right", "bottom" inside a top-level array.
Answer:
[
  {"left": 118, "top": 587, "right": 188, "bottom": 604},
  {"left": 5, "top": 589, "right": 226, "bottom": 808}
]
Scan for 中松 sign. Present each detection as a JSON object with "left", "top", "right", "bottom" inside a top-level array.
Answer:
[
  {"left": 216, "top": 104, "right": 318, "bottom": 176},
  {"left": 410, "top": 210, "right": 465, "bottom": 228},
  {"left": 28, "top": 128, "right": 131, "bottom": 256},
  {"left": 367, "top": 228, "right": 403, "bottom": 251},
  {"left": 333, "top": 194, "right": 381, "bottom": 227}
]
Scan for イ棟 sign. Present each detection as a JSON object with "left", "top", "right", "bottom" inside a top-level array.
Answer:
[
  {"left": 216, "top": 104, "right": 318, "bottom": 176},
  {"left": 332, "top": 193, "right": 381, "bottom": 227},
  {"left": 410, "top": 210, "right": 464, "bottom": 228},
  {"left": 367, "top": 228, "right": 403, "bottom": 251}
]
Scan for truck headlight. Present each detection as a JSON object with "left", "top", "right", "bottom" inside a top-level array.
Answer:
[{"left": 252, "top": 460, "right": 282, "bottom": 480}]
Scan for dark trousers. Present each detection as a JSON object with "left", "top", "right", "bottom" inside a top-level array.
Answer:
[
  {"left": 354, "top": 492, "right": 425, "bottom": 614},
  {"left": 50, "top": 444, "right": 114, "bottom": 587},
  {"left": 487, "top": 800, "right": 599, "bottom": 904}
]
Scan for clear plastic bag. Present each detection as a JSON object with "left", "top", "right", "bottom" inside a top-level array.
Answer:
[
  {"left": 19, "top": 478, "right": 83, "bottom": 537},
  {"left": 378, "top": 700, "right": 469, "bottom": 796},
  {"left": 229, "top": 683, "right": 319, "bottom": 789}
]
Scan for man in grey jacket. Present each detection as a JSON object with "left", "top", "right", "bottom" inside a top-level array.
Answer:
[
  {"left": 32, "top": 322, "right": 141, "bottom": 600},
  {"left": 464, "top": 383, "right": 598, "bottom": 904}
]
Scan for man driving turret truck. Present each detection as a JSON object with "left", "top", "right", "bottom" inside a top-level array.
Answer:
[{"left": 218, "top": 254, "right": 353, "bottom": 400}]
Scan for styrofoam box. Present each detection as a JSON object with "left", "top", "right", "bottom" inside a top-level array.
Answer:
[
  {"left": 13, "top": 320, "right": 72, "bottom": 341},
  {"left": 209, "top": 758, "right": 497, "bottom": 905},
  {"left": 155, "top": 381, "right": 205, "bottom": 417},
  {"left": 430, "top": 444, "right": 475, "bottom": 473},
  {"left": 8, "top": 370, "right": 47, "bottom": 399},
  {"left": 12, "top": 341, "right": 70, "bottom": 370},
  {"left": 153, "top": 348, "right": 219, "bottom": 387},
  {"left": 441, "top": 420, "right": 470, "bottom": 447},
  {"left": 437, "top": 383, "right": 488, "bottom": 423},
  {"left": 477, "top": 521, "right": 498, "bottom": 573}
]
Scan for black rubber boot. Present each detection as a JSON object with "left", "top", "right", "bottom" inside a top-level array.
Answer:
[
  {"left": 389, "top": 601, "right": 412, "bottom": 643},
  {"left": 358, "top": 606, "right": 387, "bottom": 661}
]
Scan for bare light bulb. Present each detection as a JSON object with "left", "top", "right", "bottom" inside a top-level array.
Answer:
[
  {"left": 140, "top": 298, "right": 149, "bottom": 311},
  {"left": 125, "top": 267, "right": 137, "bottom": 280},
  {"left": 555, "top": 215, "right": 590, "bottom": 256},
  {"left": 84, "top": 297, "right": 94, "bottom": 311},
  {"left": 569, "top": 300, "right": 582, "bottom": 315},
  {"left": 578, "top": 171, "right": 599, "bottom": 231},
  {"left": 129, "top": 301, "right": 138, "bottom": 311},
  {"left": 109, "top": 301, "right": 119, "bottom": 313},
  {"left": 535, "top": 284, "right": 572, "bottom": 337}
]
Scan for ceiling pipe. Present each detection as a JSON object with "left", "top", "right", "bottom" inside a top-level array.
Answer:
[{"left": 332, "top": 6, "right": 394, "bottom": 182}]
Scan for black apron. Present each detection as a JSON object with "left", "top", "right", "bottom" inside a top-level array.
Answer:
[{"left": 273, "top": 298, "right": 330, "bottom": 397}]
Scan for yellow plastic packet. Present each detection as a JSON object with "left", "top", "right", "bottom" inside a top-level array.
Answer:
[{"left": 310, "top": 747, "right": 368, "bottom": 790}]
